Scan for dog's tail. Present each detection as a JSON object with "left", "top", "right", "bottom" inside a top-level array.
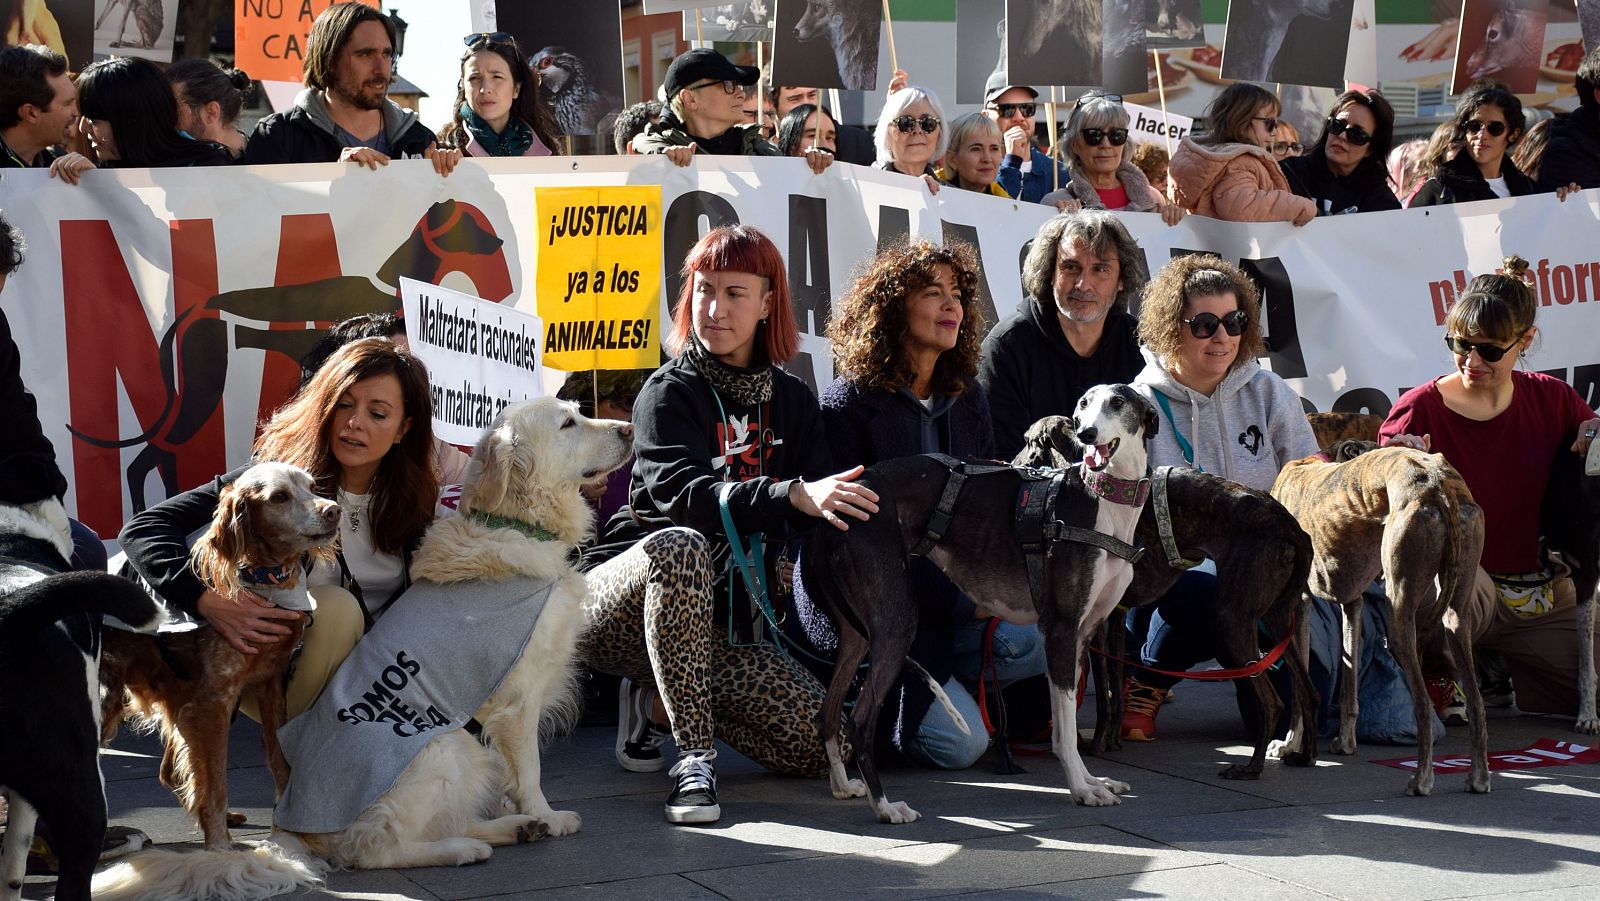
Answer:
[
  {"left": 90, "top": 839, "right": 325, "bottom": 901},
  {"left": 904, "top": 657, "right": 973, "bottom": 737},
  {"left": 1432, "top": 471, "right": 1466, "bottom": 622},
  {"left": 0, "top": 571, "right": 162, "bottom": 644}
]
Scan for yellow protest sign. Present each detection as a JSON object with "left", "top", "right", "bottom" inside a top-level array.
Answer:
[{"left": 534, "top": 186, "right": 662, "bottom": 371}]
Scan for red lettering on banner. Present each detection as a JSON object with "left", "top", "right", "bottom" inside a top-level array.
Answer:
[{"left": 256, "top": 214, "right": 345, "bottom": 428}]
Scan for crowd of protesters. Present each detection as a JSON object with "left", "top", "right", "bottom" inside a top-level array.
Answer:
[{"left": 1, "top": 2, "right": 1599, "bottom": 870}]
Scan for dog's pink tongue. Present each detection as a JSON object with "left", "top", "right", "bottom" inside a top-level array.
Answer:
[{"left": 1084, "top": 444, "right": 1108, "bottom": 470}]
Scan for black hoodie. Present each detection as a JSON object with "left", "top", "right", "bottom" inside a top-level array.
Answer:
[
  {"left": 1280, "top": 152, "right": 1401, "bottom": 215},
  {"left": 1410, "top": 150, "right": 1537, "bottom": 207},
  {"left": 978, "top": 299, "right": 1143, "bottom": 461}
]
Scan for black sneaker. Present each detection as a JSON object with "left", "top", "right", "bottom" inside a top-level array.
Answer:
[
  {"left": 616, "top": 680, "right": 669, "bottom": 773},
  {"left": 665, "top": 751, "right": 720, "bottom": 824}
]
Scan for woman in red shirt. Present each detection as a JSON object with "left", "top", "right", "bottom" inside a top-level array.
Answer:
[{"left": 1381, "top": 256, "right": 1599, "bottom": 717}]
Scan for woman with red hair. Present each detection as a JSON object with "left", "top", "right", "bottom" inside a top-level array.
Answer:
[{"left": 579, "top": 225, "right": 875, "bottom": 826}]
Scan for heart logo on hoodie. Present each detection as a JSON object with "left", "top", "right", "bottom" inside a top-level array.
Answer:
[{"left": 1239, "top": 425, "right": 1264, "bottom": 456}]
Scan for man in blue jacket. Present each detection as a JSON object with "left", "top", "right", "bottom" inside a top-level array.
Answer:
[{"left": 983, "top": 71, "right": 1071, "bottom": 204}]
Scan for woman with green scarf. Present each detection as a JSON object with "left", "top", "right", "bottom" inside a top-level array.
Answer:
[{"left": 437, "top": 32, "right": 558, "bottom": 157}]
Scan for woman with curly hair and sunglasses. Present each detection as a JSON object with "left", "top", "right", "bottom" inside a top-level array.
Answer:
[
  {"left": 1169, "top": 83, "right": 1316, "bottom": 225},
  {"left": 787, "top": 239, "right": 1023, "bottom": 770},
  {"left": 1119, "top": 255, "right": 1320, "bottom": 741},
  {"left": 436, "top": 32, "right": 558, "bottom": 157},
  {"left": 1046, "top": 91, "right": 1184, "bottom": 226},
  {"left": 1281, "top": 89, "right": 1402, "bottom": 215},
  {"left": 1382, "top": 257, "right": 1598, "bottom": 722}
]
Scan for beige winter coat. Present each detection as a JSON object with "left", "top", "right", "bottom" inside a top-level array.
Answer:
[{"left": 1169, "top": 137, "right": 1316, "bottom": 223}]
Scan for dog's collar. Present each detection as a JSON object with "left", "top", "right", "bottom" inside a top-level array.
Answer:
[
  {"left": 469, "top": 511, "right": 561, "bottom": 543},
  {"left": 1080, "top": 464, "right": 1150, "bottom": 507},
  {"left": 239, "top": 563, "right": 297, "bottom": 586}
]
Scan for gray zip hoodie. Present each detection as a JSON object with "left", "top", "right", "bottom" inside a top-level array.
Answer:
[
  {"left": 297, "top": 87, "right": 423, "bottom": 150},
  {"left": 1131, "top": 348, "right": 1319, "bottom": 491}
]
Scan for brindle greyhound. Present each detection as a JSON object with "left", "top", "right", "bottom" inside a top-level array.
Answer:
[
  {"left": 1014, "top": 416, "right": 1319, "bottom": 768},
  {"left": 1272, "top": 445, "right": 1489, "bottom": 796},
  {"left": 1544, "top": 430, "right": 1600, "bottom": 734},
  {"left": 802, "top": 385, "right": 1156, "bottom": 822}
]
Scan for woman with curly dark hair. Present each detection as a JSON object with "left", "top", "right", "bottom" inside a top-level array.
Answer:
[
  {"left": 1119, "top": 255, "right": 1319, "bottom": 742},
  {"left": 436, "top": 32, "right": 558, "bottom": 157},
  {"left": 787, "top": 239, "right": 1025, "bottom": 771}
]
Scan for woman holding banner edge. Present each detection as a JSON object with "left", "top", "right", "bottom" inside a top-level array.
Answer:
[{"left": 578, "top": 225, "right": 877, "bottom": 826}]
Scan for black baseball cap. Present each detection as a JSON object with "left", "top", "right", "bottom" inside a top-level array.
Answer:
[
  {"left": 984, "top": 70, "right": 1039, "bottom": 105},
  {"left": 663, "top": 48, "right": 760, "bottom": 101}
]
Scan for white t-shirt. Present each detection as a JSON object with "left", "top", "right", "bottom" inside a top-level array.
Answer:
[
  {"left": 307, "top": 489, "right": 406, "bottom": 615},
  {"left": 1486, "top": 176, "right": 1510, "bottom": 199}
]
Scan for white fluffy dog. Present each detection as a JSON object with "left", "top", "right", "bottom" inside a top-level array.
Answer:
[{"left": 93, "top": 397, "right": 634, "bottom": 897}]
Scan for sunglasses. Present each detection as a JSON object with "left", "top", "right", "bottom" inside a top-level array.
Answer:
[
  {"left": 1182, "top": 309, "right": 1249, "bottom": 340},
  {"left": 1270, "top": 140, "right": 1305, "bottom": 155},
  {"left": 892, "top": 114, "right": 941, "bottom": 134},
  {"left": 990, "top": 102, "right": 1037, "bottom": 118},
  {"left": 1445, "top": 335, "right": 1516, "bottom": 363},
  {"left": 1324, "top": 117, "right": 1372, "bottom": 146},
  {"left": 1253, "top": 116, "right": 1280, "bottom": 133},
  {"left": 464, "top": 32, "right": 512, "bottom": 48},
  {"left": 1463, "top": 119, "right": 1508, "bottom": 138},
  {"left": 1081, "top": 127, "right": 1129, "bottom": 147},
  {"left": 1077, "top": 90, "right": 1123, "bottom": 104},
  {"left": 691, "top": 79, "right": 741, "bottom": 95}
]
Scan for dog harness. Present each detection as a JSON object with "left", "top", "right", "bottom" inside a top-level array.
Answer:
[
  {"left": 1151, "top": 467, "right": 1205, "bottom": 570},
  {"left": 911, "top": 454, "right": 1145, "bottom": 609}
]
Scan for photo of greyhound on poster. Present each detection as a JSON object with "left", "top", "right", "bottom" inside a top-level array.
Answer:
[
  {"left": 955, "top": 0, "right": 1004, "bottom": 104},
  {"left": 1453, "top": 0, "right": 1549, "bottom": 92},
  {"left": 92, "top": 0, "right": 177, "bottom": 62},
  {"left": 1220, "top": 0, "right": 1356, "bottom": 87},
  {"left": 1146, "top": 0, "right": 1204, "bottom": 49},
  {"left": 1582, "top": 0, "right": 1600, "bottom": 51},
  {"left": 772, "top": 0, "right": 881, "bottom": 92}
]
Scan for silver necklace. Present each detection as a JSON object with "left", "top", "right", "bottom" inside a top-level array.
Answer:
[{"left": 339, "top": 484, "right": 375, "bottom": 533}]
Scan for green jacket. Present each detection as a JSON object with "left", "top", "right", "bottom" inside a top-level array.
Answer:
[{"left": 632, "top": 116, "right": 780, "bottom": 157}]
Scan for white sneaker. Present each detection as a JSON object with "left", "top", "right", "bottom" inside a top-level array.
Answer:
[{"left": 615, "top": 679, "right": 669, "bottom": 773}]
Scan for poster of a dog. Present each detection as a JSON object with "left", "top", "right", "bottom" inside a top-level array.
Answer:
[
  {"left": 1003, "top": 0, "right": 1147, "bottom": 93},
  {"left": 771, "top": 0, "right": 881, "bottom": 92},
  {"left": 1220, "top": 0, "right": 1356, "bottom": 88},
  {"left": 1452, "top": 0, "right": 1547, "bottom": 92},
  {"left": 955, "top": 0, "right": 1004, "bottom": 104},
  {"left": 92, "top": 0, "right": 177, "bottom": 62},
  {"left": 1582, "top": 0, "right": 1600, "bottom": 51},
  {"left": 1145, "top": 0, "right": 1205, "bottom": 49},
  {"left": 496, "top": 1, "right": 625, "bottom": 144}
]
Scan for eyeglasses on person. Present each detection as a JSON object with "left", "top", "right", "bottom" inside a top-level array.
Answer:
[
  {"left": 1182, "top": 309, "right": 1248, "bottom": 340},
  {"left": 990, "top": 102, "right": 1037, "bottom": 118},
  {"left": 1081, "top": 127, "right": 1129, "bottom": 147},
  {"left": 691, "top": 80, "right": 741, "bottom": 96},
  {"left": 464, "top": 32, "right": 512, "bottom": 48},
  {"left": 892, "top": 114, "right": 941, "bottom": 134},
  {"left": 1325, "top": 117, "right": 1372, "bottom": 146},
  {"left": 1445, "top": 334, "right": 1516, "bottom": 363},
  {"left": 1462, "top": 119, "right": 1508, "bottom": 138},
  {"left": 1270, "top": 140, "right": 1305, "bottom": 155}
]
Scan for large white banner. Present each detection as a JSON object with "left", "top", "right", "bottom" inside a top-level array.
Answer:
[{"left": 0, "top": 158, "right": 1596, "bottom": 540}]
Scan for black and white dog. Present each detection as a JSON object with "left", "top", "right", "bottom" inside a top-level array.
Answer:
[
  {"left": 802, "top": 384, "right": 1158, "bottom": 822},
  {"left": 0, "top": 500, "right": 161, "bottom": 901}
]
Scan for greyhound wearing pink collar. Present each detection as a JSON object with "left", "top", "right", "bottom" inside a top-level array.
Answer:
[{"left": 802, "top": 384, "right": 1158, "bottom": 822}]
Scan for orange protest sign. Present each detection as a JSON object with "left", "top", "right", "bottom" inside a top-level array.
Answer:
[{"left": 235, "top": 0, "right": 381, "bottom": 84}]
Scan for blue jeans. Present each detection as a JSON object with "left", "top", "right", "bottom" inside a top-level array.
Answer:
[
  {"left": 952, "top": 619, "right": 1047, "bottom": 687},
  {"left": 69, "top": 518, "right": 107, "bottom": 572},
  {"left": 1124, "top": 570, "right": 1221, "bottom": 690},
  {"left": 907, "top": 676, "right": 990, "bottom": 770}
]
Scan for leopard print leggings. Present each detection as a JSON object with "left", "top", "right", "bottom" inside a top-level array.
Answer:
[{"left": 579, "top": 527, "right": 828, "bottom": 777}]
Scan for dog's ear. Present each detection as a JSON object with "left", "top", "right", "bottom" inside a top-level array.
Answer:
[
  {"left": 193, "top": 483, "right": 250, "bottom": 599},
  {"left": 1142, "top": 397, "right": 1160, "bottom": 440},
  {"left": 462, "top": 424, "right": 517, "bottom": 515}
]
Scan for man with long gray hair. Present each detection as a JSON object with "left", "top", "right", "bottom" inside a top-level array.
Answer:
[{"left": 978, "top": 209, "right": 1148, "bottom": 459}]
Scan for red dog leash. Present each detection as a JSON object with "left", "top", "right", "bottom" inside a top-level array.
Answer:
[{"left": 1089, "top": 616, "right": 1297, "bottom": 681}]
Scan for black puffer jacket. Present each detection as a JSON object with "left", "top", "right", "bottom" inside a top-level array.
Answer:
[{"left": 1410, "top": 150, "right": 1537, "bottom": 207}]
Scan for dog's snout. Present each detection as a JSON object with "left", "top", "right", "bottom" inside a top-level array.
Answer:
[
  {"left": 321, "top": 503, "right": 342, "bottom": 524},
  {"left": 1077, "top": 427, "right": 1098, "bottom": 445},
  {"left": 618, "top": 423, "right": 634, "bottom": 441}
]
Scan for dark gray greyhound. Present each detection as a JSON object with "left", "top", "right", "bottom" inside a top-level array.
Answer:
[
  {"left": 1544, "top": 430, "right": 1600, "bottom": 734},
  {"left": 1015, "top": 415, "right": 1320, "bottom": 770},
  {"left": 803, "top": 384, "right": 1157, "bottom": 822}
]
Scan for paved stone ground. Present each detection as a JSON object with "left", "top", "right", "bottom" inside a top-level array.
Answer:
[{"left": 22, "top": 678, "right": 1600, "bottom": 900}]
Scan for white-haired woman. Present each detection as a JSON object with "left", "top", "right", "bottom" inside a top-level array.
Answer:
[
  {"left": 875, "top": 84, "right": 947, "bottom": 193},
  {"left": 935, "top": 112, "right": 1009, "bottom": 197},
  {"left": 1046, "top": 91, "right": 1184, "bottom": 226}
]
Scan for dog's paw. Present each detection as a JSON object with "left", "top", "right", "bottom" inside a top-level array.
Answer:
[
  {"left": 1331, "top": 735, "right": 1358, "bottom": 756},
  {"left": 530, "top": 809, "right": 581, "bottom": 836},
  {"left": 1466, "top": 770, "right": 1492, "bottom": 795},
  {"left": 1219, "top": 763, "right": 1262, "bottom": 781},
  {"left": 1098, "top": 777, "right": 1131, "bottom": 795},
  {"left": 1575, "top": 716, "right": 1600, "bottom": 736},
  {"left": 1071, "top": 783, "right": 1124, "bottom": 806},
  {"left": 517, "top": 819, "right": 550, "bottom": 843},
  {"left": 873, "top": 800, "right": 920, "bottom": 824},
  {"left": 442, "top": 837, "right": 494, "bottom": 866},
  {"left": 1266, "top": 738, "right": 1293, "bottom": 760},
  {"left": 1405, "top": 773, "right": 1435, "bottom": 797},
  {"left": 226, "top": 810, "right": 247, "bottom": 827},
  {"left": 831, "top": 777, "right": 867, "bottom": 800}
]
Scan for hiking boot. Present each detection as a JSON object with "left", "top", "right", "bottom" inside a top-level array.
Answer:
[
  {"left": 616, "top": 679, "right": 669, "bottom": 773},
  {"left": 1425, "top": 676, "right": 1469, "bottom": 726},
  {"left": 665, "top": 750, "right": 720, "bottom": 824},
  {"left": 1121, "top": 676, "right": 1171, "bottom": 742}
]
